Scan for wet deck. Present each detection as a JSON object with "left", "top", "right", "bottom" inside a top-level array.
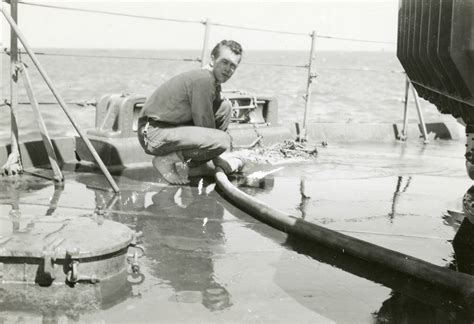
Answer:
[{"left": 1, "top": 139, "right": 473, "bottom": 323}]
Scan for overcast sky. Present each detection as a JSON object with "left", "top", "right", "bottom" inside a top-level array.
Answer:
[{"left": 1, "top": 0, "right": 399, "bottom": 51}]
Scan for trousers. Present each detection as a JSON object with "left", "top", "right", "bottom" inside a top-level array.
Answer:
[{"left": 137, "top": 100, "right": 232, "bottom": 164}]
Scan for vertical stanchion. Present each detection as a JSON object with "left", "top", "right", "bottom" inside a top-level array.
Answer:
[
  {"left": 2, "top": 0, "right": 22, "bottom": 175},
  {"left": 400, "top": 75, "right": 410, "bottom": 141},
  {"left": 0, "top": 6, "right": 120, "bottom": 193},
  {"left": 200, "top": 18, "right": 211, "bottom": 67},
  {"left": 410, "top": 81, "right": 429, "bottom": 144},
  {"left": 301, "top": 30, "right": 317, "bottom": 142}
]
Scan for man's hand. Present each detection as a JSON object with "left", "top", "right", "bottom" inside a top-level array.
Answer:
[{"left": 213, "top": 154, "right": 244, "bottom": 175}]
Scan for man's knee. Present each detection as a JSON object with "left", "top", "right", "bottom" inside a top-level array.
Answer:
[{"left": 182, "top": 130, "right": 231, "bottom": 163}]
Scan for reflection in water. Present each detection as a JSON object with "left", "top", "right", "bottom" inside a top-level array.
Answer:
[
  {"left": 389, "top": 176, "right": 411, "bottom": 220},
  {"left": 0, "top": 271, "right": 133, "bottom": 323},
  {"left": 451, "top": 185, "right": 474, "bottom": 275},
  {"left": 283, "top": 236, "right": 473, "bottom": 323},
  {"left": 374, "top": 291, "right": 468, "bottom": 324},
  {"left": 225, "top": 174, "right": 472, "bottom": 321},
  {"left": 223, "top": 173, "right": 472, "bottom": 321},
  {"left": 45, "top": 183, "right": 64, "bottom": 216},
  {"left": 89, "top": 181, "right": 233, "bottom": 312},
  {"left": 92, "top": 188, "right": 139, "bottom": 213},
  {"left": 70, "top": 170, "right": 474, "bottom": 320},
  {"left": 453, "top": 217, "right": 474, "bottom": 275},
  {"left": 0, "top": 176, "right": 52, "bottom": 213},
  {"left": 0, "top": 177, "right": 62, "bottom": 233},
  {"left": 297, "top": 179, "right": 310, "bottom": 219},
  {"left": 135, "top": 184, "right": 232, "bottom": 312},
  {"left": 239, "top": 175, "right": 418, "bottom": 223}
]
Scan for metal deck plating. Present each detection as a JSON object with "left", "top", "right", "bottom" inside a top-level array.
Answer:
[{"left": 0, "top": 139, "right": 472, "bottom": 323}]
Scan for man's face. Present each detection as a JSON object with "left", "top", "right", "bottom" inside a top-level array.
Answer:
[{"left": 211, "top": 46, "right": 241, "bottom": 84}]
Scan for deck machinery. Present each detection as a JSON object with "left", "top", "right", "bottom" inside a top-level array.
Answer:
[{"left": 397, "top": 0, "right": 474, "bottom": 273}]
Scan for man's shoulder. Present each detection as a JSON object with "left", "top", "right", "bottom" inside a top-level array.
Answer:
[
  {"left": 185, "top": 69, "right": 212, "bottom": 80},
  {"left": 179, "top": 69, "right": 213, "bottom": 82}
]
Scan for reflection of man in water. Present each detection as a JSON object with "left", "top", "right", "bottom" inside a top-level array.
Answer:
[{"left": 137, "top": 185, "right": 232, "bottom": 311}]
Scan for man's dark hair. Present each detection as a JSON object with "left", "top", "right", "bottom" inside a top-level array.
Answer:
[{"left": 210, "top": 40, "right": 243, "bottom": 59}]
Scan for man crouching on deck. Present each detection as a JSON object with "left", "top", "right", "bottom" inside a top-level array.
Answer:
[{"left": 137, "top": 40, "right": 244, "bottom": 184}]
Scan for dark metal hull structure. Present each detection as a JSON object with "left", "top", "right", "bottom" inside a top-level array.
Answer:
[{"left": 397, "top": 0, "right": 473, "bottom": 122}]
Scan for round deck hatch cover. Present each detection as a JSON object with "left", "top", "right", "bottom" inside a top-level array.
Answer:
[{"left": 0, "top": 215, "right": 133, "bottom": 259}]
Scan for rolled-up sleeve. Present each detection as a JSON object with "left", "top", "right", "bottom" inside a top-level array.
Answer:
[{"left": 190, "top": 77, "right": 216, "bottom": 129}]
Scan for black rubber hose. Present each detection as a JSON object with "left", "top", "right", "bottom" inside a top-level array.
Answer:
[{"left": 214, "top": 169, "right": 474, "bottom": 300}]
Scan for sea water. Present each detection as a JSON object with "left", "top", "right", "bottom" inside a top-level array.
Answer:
[{"left": 0, "top": 49, "right": 446, "bottom": 142}]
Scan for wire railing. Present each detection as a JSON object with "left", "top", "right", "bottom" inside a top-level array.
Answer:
[
  {"left": 316, "top": 34, "right": 396, "bottom": 45},
  {"left": 1, "top": 49, "right": 403, "bottom": 73},
  {"left": 2, "top": 0, "right": 415, "bottom": 147},
  {"left": 1, "top": 0, "right": 429, "bottom": 192},
  {"left": 16, "top": 1, "right": 395, "bottom": 45},
  {"left": 2, "top": 49, "right": 202, "bottom": 63},
  {"left": 17, "top": 1, "right": 202, "bottom": 24}
]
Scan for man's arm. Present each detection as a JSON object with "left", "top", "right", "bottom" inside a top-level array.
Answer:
[{"left": 190, "top": 77, "right": 216, "bottom": 129}]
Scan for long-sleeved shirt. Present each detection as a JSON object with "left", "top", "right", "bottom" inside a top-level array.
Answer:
[{"left": 141, "top": 69, "right": 222, "bottom": 129}]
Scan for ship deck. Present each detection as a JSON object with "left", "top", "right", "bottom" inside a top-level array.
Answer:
[{"left": 1, "top": 139, "right": 473, "bottom": 323}]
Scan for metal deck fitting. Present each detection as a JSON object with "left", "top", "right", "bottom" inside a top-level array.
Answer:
[{"left": 0, "top": 211, "right": 136, "bottom": 286}]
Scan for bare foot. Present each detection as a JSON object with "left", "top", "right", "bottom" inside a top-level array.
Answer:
[
  {"left": 152, "top": 153, "right": 189, "bottom": 185},
  {"left": 213, "top": 153, "right": 244, "bottom": 175},
  {"left": 175, "top": 161, "right": 190, "bottom": 180}
]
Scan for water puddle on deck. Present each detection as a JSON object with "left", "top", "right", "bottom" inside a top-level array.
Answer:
[{"left": 0, "top": 164, "right": 473, "bottom": 323}]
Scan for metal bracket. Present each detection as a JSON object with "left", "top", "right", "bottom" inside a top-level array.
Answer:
[
  {"left": 65, "top": 249, "right": 100, "bottom": 285},
  {"left": 126, "top": 245, "right": 146, "bottom": 285},
  {"left": 42, "top": 252, "right": 56, "bottom": 281},
  {"left": 127, "top": 234, "right": 145, "bottom": 280},
  {"left": 65, "top": 252, "right": 99, "bottom": 285},
  {"left": 65, "top": 249, "right": 79, "bottom": 285},
  {"left": 228, "top": 94, "right": 266, "bottom": 124}
]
